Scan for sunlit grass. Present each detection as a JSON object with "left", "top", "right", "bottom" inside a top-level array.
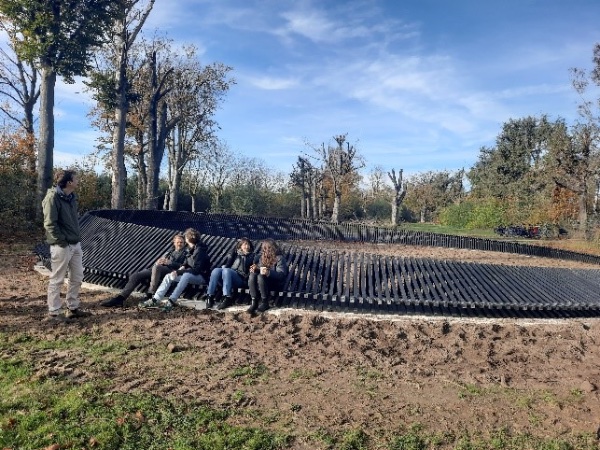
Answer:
[{"left": 2, "top": 333, "right": 598, "bottom": 450}]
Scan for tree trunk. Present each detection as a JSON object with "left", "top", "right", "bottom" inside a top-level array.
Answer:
[
  {"left": 36, "top": 64, "right": 56, "bottom": 220},
  {"left": 594, "top": 179, "right": 600, "bottom": 214},
  {"left": 305, "top": 196, "right": 311, "bottom": 219},
  {"left": 146, "top": 100, "right": 168, "bottom": 210},
  {"left": 169, "top": 168, "right": 182, "bottom": 211},
  {"left": 387, "top": 169, "right": 407, "bottom": 227},
  {"left": 578, "top": 186, "right": 588, "bottom": 231},
  {"left": 319, "top": 197, "right": 325, "bottom": 219},
  {"left": 212, "top": 189, "right": 221, "bottom": 211},
  {"left": 331, "top": 193, "right": 340, "bottom": 223},
  {"left": 391, "top": 201, "right": 398, "bottom": 226},
  {"left": 191, "top": 194, "right": 197, "bottom": 213},
  {"left": 136, "top": 147, "right": 147, "bottom": 209},
  {"left": 300, "top": 192, "right": 306, "bottom": 218},
  {"left": 161, "top": 189, "right": 168, "bottom": 210},
  {"left": 420, "top": 208, "right": 426, "bottom": 223},
  {"left": 24, "top": 95, "right": 36, "bottom": 174},
  {"left": 311, "top": 178, "right": 318, "bottom": 219},
  {"left": 110, "top": 36, "right": 128, "bottom": 209},
  {"left": 144, "top": 51, "right": 159, "bottom": 210}
]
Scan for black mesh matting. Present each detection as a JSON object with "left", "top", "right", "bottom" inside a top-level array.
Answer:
[{"left": 34, "top": 210, "right": 600, "bottom": 318}]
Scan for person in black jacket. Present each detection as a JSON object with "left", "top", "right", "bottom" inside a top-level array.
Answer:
[
  {"left": 140, "top": 228, "right": 211, "bottom": 311},
  {"left": 247, "top": 238, "right": 289, "bottom": 314},
  {"left": 100, "top": 234, "right": 187, "bottom": 307},
  {"left": 204, "top": 237, "right": 255, "bottom": 310}
]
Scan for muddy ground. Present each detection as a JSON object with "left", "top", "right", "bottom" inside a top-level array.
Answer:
[{"left": 1, "top": 237, "right": 600, "bottom": 448}]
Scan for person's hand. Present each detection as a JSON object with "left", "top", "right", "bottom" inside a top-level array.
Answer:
[
  {"left": 260, "top": 266, "right": 269, "bottom": 276},
  {"left": 250, "top": 264, "right": 257, "bottom": 273}
]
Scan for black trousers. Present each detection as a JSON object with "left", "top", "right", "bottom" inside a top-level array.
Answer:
[
  {"left": 119, "top": 265, "right": 171, "bottom": 299},
  {"left": 248, "top": 272, "right": 283, "bottom": 301}
]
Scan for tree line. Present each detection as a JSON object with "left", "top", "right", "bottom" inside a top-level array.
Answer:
[{"left": 0, "top": 1, "right": 599, "bottom": 235}]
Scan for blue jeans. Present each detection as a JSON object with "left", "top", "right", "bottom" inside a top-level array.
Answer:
[
  {"left": 207, "top": 268, "right": 245, "bottom": 297},
  {"left": 154, "top": 272, "right": 206, "bottom": 302}
]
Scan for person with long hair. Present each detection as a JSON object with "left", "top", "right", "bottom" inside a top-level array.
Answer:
[
  {"left": 140, "top": 228, "right": 211, "bottom": 311},
  {"left": 204, "top": 237, "right": 255, "bottom": 310},
  {"left": 247, "top": 238, "right": 288, "bottom": 314},
  {"left": 100, "top": 234, "right": 187, "bottom": 307}
]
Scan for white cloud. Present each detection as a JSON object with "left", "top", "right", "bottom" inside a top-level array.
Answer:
[
  {"left": 277, "top": 9, "right": 337, "bottom": 43},
  {"left": 246, "top": 75, "right": 298, "bottom": 90},
  {"left": 55, "top": 78, "right": 94, "bottom": 106}
]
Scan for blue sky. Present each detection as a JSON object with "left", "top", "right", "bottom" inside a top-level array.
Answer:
[{"left": 49, "top": 0, "right": 600, "bottom": 179}]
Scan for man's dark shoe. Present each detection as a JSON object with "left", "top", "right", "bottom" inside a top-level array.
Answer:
[
  {"left": 247, "top": 298, "right": 259, "bottom": 314},
  {"left": 44, "top": 312, "right": 66, "bottom": 323},
  {"left": 65, "top": 308, "right": 92, "bottom": 319},
  {"left": 257, "top": 300, "right": 270, "bottom": 313},
  {"left": 216, "top": 296, "right": 233, "bottom": 310},
  {"left": 100, "top": 295, "right": 124, "bottom": 308}
]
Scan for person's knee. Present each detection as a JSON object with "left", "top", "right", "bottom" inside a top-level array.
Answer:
[
  {"left": 257, "top": 275, "right": 269, "bottom": 289},
  {"left": 180, "top": 273, "right": 192, "bottom": 282},
  {"left": 165, "top": 273, "right": 178, "bottom": 283}
]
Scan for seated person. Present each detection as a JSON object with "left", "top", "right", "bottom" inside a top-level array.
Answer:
[
  {"left": 100, "top": 233, "right": 187, "bottom": 308},
  {"left": 140, "top": 228, "right": 210, "bottom": 311},
  {"left": 247, "top": 238, "right": 288, "bottom": 314},
  {"left": 204, "top": 237, "right": 255, "bottom": 310}
]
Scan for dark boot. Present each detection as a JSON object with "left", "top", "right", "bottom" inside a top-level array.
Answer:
[
  {"left": 204, "top": 294, "right": 215, "bottom": 309},
  {"left": 100, "top": 295, "right": 125, "bottom": 308},
  {"left": 247, "top": 298, "right": 259, "bottom": 314},
  {"left": 216, "top": 296, "right": 233, "bottom": 310},
  {"left": 257, "top": 299, "right": 270, "bottom": 313},
  {"left": 145, "top": 292, "right": 153, "bottom": 300}
]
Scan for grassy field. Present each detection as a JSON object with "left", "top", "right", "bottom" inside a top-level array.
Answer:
[
  {"left": 1, "top": 332, "right": 598, "bottom": 450},
  {"left": 2, "top": 225, "right": 600, "bottom": 449}
]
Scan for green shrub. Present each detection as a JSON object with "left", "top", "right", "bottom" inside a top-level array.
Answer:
[{"left": 439, "top": 198, "right": 506, "bottom": 229}]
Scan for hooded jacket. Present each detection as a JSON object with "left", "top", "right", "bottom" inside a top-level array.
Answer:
[
  {"left": 161, "top": 248, "right": 188, "bottom": 270},
  {"left": 176, "top": 243, "right": 211, "bottom": 278},
  {"left": 224, "top": 249, "right": 255, "bottom": 280},
  {"left": 42, "top": 187, "right": 80, "bottom": 247}
]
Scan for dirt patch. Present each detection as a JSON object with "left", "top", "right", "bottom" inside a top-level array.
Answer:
[
  {"left": 286, "top": 240, "right": 600, "bottom": 269},
  {"left": 2, "top": 242, "right": 600, "bottom": 448}
]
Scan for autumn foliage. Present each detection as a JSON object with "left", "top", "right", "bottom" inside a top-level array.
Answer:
[{"left": 0, "top": 127, "right": 36, "bottom": 227}]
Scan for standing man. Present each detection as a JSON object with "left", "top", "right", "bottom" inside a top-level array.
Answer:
[{"left": 42, "top": 169, "right": 91, "bottom": 320}]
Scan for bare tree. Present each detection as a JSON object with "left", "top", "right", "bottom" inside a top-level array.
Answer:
[
  {"left": 387, "top": 168, "right": 407, "bottom": 225},
  {"left": 310, "top": 133, "right": 364, "bottom": 223},
  {"left": 164, "top": 53, "right": 233, "bottom": 211},
  {"left": 107, "top": 0, "right": 154, "bottom": 209},
  {"left": 0, "top": 22, "right": 39, "bottom": 140},
  {"left": 140, "top": 39, "right": 175, "bottom": 210}
]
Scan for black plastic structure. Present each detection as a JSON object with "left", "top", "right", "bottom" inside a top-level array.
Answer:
[{"left": 35, "top": 210, "right": 600, "bottom": 318}]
